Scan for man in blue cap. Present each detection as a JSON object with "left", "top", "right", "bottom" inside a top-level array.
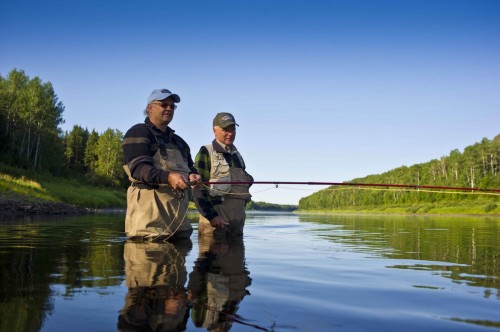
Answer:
[{"left": 122, "top": 88, "right": 201, "bottom": 241}]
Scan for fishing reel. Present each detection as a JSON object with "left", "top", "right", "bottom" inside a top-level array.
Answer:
[{"left": 172, "top": 180, "right": 200, "bottom": 200}]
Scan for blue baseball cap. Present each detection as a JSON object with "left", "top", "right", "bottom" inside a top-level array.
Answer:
[{"left": 147, "top": 89, "right": 180, "bottom": 104}]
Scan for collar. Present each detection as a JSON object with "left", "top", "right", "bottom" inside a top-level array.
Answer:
[
  {"left": 145, "top": 117, "right": 174, "bottom": 136},
  {"left": 212, "top": 139, "right": 237, "bottom": 154}
]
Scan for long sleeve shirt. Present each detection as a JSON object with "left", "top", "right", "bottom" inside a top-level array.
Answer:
[{"left": 122, "top": 118, "right": 198, "bottom": 184}]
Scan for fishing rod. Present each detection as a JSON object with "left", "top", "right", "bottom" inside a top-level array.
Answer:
[{"left": 188, "top": 181, "right": 500, "bottom": 193}]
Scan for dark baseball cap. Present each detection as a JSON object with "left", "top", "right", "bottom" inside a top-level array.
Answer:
[{"left": 213, "top": 112, "right": 239, "bottom": 128}]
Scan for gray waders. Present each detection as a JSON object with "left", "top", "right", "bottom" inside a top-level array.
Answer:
[{"left": 198, "top": 167, "right": 252, "bottom": 237}]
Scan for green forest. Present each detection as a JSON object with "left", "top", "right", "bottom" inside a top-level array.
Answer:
[
  {"left": 299, "top": 134, "right": 500, "bottom": 214},
  {"left": 0, "top": 69, "right": 125, "bottom": 188}
]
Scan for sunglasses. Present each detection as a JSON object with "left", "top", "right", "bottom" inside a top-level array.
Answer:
[{"left": 151, "top": 101, "right": 177, "bottom": 110}]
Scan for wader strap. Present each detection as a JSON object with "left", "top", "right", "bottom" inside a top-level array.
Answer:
[
  {"left": 172, "top": 136, "right": 188, "bottom": 162},
  {"left": 234, "top": 151, "right": 246, "bottom": 169},
  {"left": 150, "top": 131, "right": 188, "bottom": 162},
  {"left": 152, "top": 134, "right": 169, "bottom": 160}
]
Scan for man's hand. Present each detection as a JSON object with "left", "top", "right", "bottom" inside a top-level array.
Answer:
[
  {"left": 209, "top": 215, "right": 229, "bottom": 229},
  {"left": 167, "top": 172, "right": 188, "bottom": 190},
  {"left": 187, "top": 173, "right": 202, "bottom": 188}
]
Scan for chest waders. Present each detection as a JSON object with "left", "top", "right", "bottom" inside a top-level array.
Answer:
[
  {"left": 198, "top": 145, "right": 252, "bottom": 237},
  {"left": 124, "top": 133, "right": 192, "bottom": 240}
]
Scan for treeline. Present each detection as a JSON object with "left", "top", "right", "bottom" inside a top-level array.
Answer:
[
  {"left": 299, "top": 135, "right": 500, "bottom": 211},
  {"left": 247, "top": 201, "right": 298, "bottom": 212},
  {"left": 0, "top": 69, "right": 125, "bottom": 187}
]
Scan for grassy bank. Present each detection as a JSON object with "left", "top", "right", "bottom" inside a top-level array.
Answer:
[{"left": 0, "top": 170, "right": 126, "bottom": 209}]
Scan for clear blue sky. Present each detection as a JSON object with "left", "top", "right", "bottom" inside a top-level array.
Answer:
[{"left": 1, "top": 0, "right": 499, "bottom": 204}]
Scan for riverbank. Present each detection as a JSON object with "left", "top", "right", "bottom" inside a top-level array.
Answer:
[
  {"left": 4, "top": 197, "right": 496, "bottom": 217},
  {"left": 0, "top": 196, "right": 92, "bottom": 215}
]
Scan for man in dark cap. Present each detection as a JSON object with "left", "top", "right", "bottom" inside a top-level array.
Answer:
[
  {"left": 122, "top": 88, "right": 201, "bottom": 241},
  {"left": 194, "top": 112, "right": 253, "bottom": 238}
]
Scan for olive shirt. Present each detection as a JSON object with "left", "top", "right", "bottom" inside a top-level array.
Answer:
[
  {"left": 122, "top": 117, "right": 198, "bottom": 185},
  {"left": 193, "top": 140, "right": 253, "bottom": 221}
]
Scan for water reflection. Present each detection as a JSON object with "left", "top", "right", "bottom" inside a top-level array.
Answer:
[
  {"left": 118, "top": 239, "right": 193, "bottom": 331},
  {"left": 0, "top": 214, "right": 125, "bottom": 332},
  {"left": 299, "top": 214, "right": 500, "bottom": 295},
  {"left": 189, "top": 236, "right": 252, "bottom": 332},
  {"left": 2, "top": 213, "right": 500, "bottom": 331}
]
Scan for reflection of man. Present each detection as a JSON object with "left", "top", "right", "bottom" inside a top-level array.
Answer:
[
  {"left": 188, "top": 236, "right": 251, "bottom": 331},
  {"left": 118, "top": 239, "right": 192, "bottom": 331}
]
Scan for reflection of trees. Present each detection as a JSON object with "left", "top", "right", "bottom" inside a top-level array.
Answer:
[
  {"left": 300, "top": 215, "right": 500, "bottom": 293},
  {"left": 0, "top": 249, "right": 50, "bottom": 332},
  {"left": 0, "top": 215, "right": 125, "bottom": 332},
  {"left": 188, "top": 236, "right": 252, "bottom": 332}
]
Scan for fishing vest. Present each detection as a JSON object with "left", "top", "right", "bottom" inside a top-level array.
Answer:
[
  {"left": 205, "top": 144, "right": 251, "bottom": 200},
  {"left": 150, "top": 132, "right": 191, "bottom": 179}
]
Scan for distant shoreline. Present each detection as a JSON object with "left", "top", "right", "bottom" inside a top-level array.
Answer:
[{"left": 1, "top": 196, "right": 498, "bottom": 218}]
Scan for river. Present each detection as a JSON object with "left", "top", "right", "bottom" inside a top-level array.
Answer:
[{"left": 0, "top": 211, "right": 499, "bottom": 331}]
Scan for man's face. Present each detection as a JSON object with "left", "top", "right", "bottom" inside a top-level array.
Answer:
[
  {"left": 214, "top": 125, "right": 236, "bottom": 146},
  {"left": 148, "top": 97, "right": 176, "bottom": 127}
]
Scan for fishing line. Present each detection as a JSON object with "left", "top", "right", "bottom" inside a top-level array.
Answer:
[{"left": 150, "top": 188, "right": 190, "bottom": 243}]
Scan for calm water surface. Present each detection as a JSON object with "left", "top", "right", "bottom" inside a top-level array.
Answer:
[{"left": 0, "top": 211, "right": 499, "bottom": 332}]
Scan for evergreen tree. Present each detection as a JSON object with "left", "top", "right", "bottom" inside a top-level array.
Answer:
[
  {"left": 84, "top": 130, "right": 100, "bottom": 181},
  {"left": 64, "top": 125, "right": 89, "bottom": 174}
]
